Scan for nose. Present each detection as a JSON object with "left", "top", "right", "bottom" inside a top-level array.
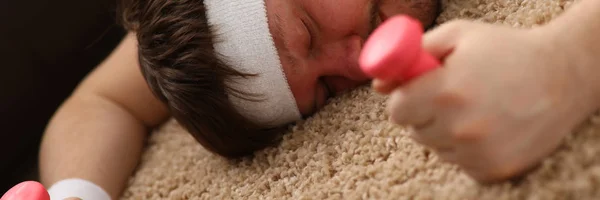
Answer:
[
  {"left": 318, "top": 35, "right": 370, "bottom": 81},
  {"left": 314, "top": 35, "right": 372, "bottom": 94},
  {"left": 345, "top": 35, "right": 371, "bottom": 81}
]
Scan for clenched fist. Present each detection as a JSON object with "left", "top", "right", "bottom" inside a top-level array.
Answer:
[{"left": 375, "top": 19, "right": 600, "bottom": 182}]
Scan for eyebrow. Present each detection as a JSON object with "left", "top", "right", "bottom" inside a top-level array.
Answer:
[
  {"left": 273, "top": 13, "right": 301, "bottom": 74},
  {"left": 368, "top": 0, "right": 383, "bottom": 36}
]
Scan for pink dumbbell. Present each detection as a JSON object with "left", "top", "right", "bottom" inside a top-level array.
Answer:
[
  {"left": 359, "top": 15, "right": 440, "bottom": 82},
  {"left": 1, "top": 181, "right": 50, "bottom": 200}
]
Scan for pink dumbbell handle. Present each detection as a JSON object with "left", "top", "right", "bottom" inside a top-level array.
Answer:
[{"left": 402, "top": 51, "right": 439, "bottom": 81}]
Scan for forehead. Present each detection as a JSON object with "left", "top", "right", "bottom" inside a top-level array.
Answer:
[
  {"left": 266, "top": 0, "right": 370, "bottom": 35},
  {"left": 266, "top": 0, "right": 369, "bottom": 21}
]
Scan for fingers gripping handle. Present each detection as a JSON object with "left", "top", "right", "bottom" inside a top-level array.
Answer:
[
  {"left": 359, "top": 15, "right": 440, "bottom": 82},
  {"left": 404, "top": 50, "right": 439, "bottom": 81}
]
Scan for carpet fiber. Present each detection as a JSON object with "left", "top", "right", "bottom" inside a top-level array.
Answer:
[{"left": 122, "top": 0, "right": 600, "bottom": 199}]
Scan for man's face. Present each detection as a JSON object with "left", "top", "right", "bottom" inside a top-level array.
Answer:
[{"left": 265, "top": 0, "right": 440, "bottom": 117}]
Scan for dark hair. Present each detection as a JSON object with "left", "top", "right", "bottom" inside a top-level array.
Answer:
[{"left": 118, "top": 0, "right": 286, "bottom": 157}]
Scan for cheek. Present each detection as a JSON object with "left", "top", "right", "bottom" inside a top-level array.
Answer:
[{"left": 308, "top": 0, "right": 366, "bottom": 32}]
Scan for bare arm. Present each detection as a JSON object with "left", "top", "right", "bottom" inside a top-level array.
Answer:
[
  {"left": 546, "top": 0, "right": 600, "bottom": 96},
  {"left": 548, "top": 0, "right": 600, "bottom": 55},
  {"left": 39, "top": 33, "right": 169, "bottom": 199}
]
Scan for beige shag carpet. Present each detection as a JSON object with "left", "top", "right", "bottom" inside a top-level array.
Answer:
[{"left": 122, "top": 0, "right": 600, "bottom": 199}]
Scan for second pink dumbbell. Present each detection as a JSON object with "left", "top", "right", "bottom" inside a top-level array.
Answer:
[{"left": 1, "top": 181, "right": 50, "bottom": 200}]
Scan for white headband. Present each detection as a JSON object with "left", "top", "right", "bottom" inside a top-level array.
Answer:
[{"left": 204, "top": 0, "right": 302, "bottom": 127}]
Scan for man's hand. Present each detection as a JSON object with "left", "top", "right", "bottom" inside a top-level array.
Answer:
[{"left": 376, "top": 20, "right": 600, "bottom": 182}]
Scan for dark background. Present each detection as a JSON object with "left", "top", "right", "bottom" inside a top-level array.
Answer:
[{"left": 0, "top": 0, "right": 126, "bottom": 192}]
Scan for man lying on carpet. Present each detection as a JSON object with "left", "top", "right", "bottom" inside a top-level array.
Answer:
[
  {"left": 37, "top": 0, "right": 439, "bottom": 199},
  {"left": 35, "top": 0, "right": 600, "bottom": 199}
]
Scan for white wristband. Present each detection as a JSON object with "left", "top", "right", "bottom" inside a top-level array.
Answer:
[{"left": 47, "top": 178, "right": 111, "bottom": 200}]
